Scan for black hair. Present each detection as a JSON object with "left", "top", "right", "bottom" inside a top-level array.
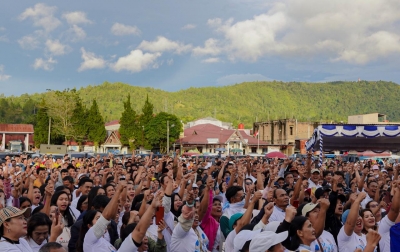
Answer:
[
  {"left": 103, "top": 183, "right": 115, "bottom": 197},
  {"left": 239, "top": 240, "right": 251, "bottom": 252},
  {"left": 76, "top": 210, "right": 99, "bottom": 252},
  {"left": 77, "top": 195, "right": 88, "bottom": 213},
  {"left": 60, "top": 169, "right": 68, "bottom": 174},
  {"left": 159, "top": 174, "right": 168, "bottom": 185},
  {"left": 119, "top": 223, "right": 137, "bottom": 248},
  {"left": 51, "top": 191, "right": 75, "bottom": 227},
  {"left": 63, "top": 175, "right": 74, "bottom": 183},
  {"left": 19, "top": 196, "right": 32, "bottom": 207},
  {"left": 106, "top": 176, "right": 114, "bottom": 183},
  {"left": 32, "top": 205, "right": 45, "bottom": 216},
  {"left": 38, "top": 242, "right": 63, "bottom": 252},
  {"left": 287, "top": 216, "right": 309, "bottom": 251},
  {"left": 225, "top": 186, "right": 243, "bottom": 203},
  {"left": 87, "top": 186, "right": 105, "bottom": 210},
  {"left": 92, "top": 195, "right": 110, "bottom": 210},
  {"left": 170, "top": 193, "right": 182, "bottom": 218},
  {"left": 78, "top": 177, "right": 93, "bottom": 187},
  {"left": 218, "top": 181, "right": 226, "bottom": 193},
  {"left": 131, "top": 194, "right": 144, "bottom": 211},
  {"left": 27, "top": 212, "right": 51, "bottom": 239}
]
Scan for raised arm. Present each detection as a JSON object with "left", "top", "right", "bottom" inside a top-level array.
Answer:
[
  {"left": 387, "top": 180, "right": 400, "bottom": 222},
  {"left": 198, "top": 175, "right": 213, "bottom": 222},
  {"left": 344, "top": 192, "right": 366, "bottom": 236},
  {"left": 102, "top": 181, "right": 126, "bottom": 221},
  {"left": 235, "top": 191, "right": 262, "bottom": 233}
]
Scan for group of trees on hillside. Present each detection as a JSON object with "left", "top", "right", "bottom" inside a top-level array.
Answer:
[
  {"left": 32, "top": 89, "right": 181, "bottom": 152},
  {"left": 34, "top": 89, "right": 106, "bottom": 147},
  {"left": 119, "top": 94, "right": 181, "bottom": 153}
]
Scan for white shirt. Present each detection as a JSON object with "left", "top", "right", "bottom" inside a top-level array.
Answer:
[
  {"left": 378, "top": 215, "right": 395, "bottom": 252},
  {"left": 0, "top": 237, "right": 34, "bottom": 252},
  {"left": 224, "top": 229, "right": 237, "bottom": 252},
  {"left": 308, "top": 178, "right": 322, "bottom": 189},
  {"left": 268, "top": 205, "right": 286, "bottom": 222},
  {"left": 83, "top": 215, "right": 117, "bottom": 252},
  {"left": 310, "top": 230, "right": 337, "bottom": 252},
  {"left": 25, "top": 238, "right": 47, "bottom": 252},
  {"left": 360, "top": 193, "right": 373, "bottom": 209},
  {"left": 118, "top": 235, "right": 138, "bottom": 252},
  {"left": 337, "top": 226, "right": 367, "bottom": 252},
  {"left": 170, "top": 224, "right": 209, "bottom": 252}
]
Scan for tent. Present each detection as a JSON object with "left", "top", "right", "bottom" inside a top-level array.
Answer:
[{"left": 306, "top": 124, "right": 400, "bottom": 165}]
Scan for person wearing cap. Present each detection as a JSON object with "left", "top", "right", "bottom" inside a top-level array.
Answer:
[
  {"left": 233, "top": 228, "right": 261, "bottom": 252},
  {"left": 249, "top": 231, "right": 288, "bottom": 252},
  {"left": 299, "top": 200, "right": 337, "bottom": 252},
  {"left": 308, "top": 169, "right": 322, "bottom": 189},
  {"left": 0, "top": 206, "right": 32, "bottom": 251},
  {"left": 224, "top": 190, "right": 263, "bottom": 252},
  {"left": 337, "top": 192, "right": 369, "bottom": 252}
]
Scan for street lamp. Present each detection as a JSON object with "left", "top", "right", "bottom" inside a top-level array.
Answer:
[{"left": 167, "top": 120, "right": 175, "bottom": 154}]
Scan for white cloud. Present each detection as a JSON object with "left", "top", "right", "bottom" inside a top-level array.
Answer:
[
  {"left": 45, "top": 39, "right": 69, "bottom": 56},
  {"left": 137, "top": 36, "right": 192, "bottom": 54},
  {"left": 181, "top": 24, "right": 196, "bottom": 30},
  {"left": 0, "top": 35, "right": 8, "bottom": 42},
  {"left": 33, "top": 57, "right": 57, "bottom": 71},
  {"left": 204, "top": 0, "right": 400, "bottom": 64},
  {"left": 18, "top": 34, "right": 40, "bottom": 49},
  {"left": 62, "top": 11, "right": 92, "bottom": 25},
  {"left": 65, "top": 25, "right": 86, "bottom": 42},
  {"left": 111, "top": 23, "right": 141, "bottom": 36},
  {"left": 217, "top": 73, "right": 271, "bottom": 85},
  {"left": 19, "top": 3, "right": 61, "bottom": 32},
  {"left": 111, "top": 49, "right": 161, "bottom": 73},
  {"left": 202, "top": 57, "right": 221, "bottom": 63},
  {"left": 78, "top": 48, "right": 106, "bottom": 72},
  {"left": 0, "top": 65, "right": 11, "bottom": 81},
  {"left": 192, "top": 38, "right": 222, "bottom": 56}
]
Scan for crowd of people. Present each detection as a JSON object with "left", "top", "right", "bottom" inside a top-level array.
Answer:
[{"left": 0, "top": 150, "right": 399, "bottom": 252}]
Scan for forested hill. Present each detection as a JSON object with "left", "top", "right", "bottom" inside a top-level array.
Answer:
[{"left": 4, "top": 80, "right": 400, "bottom": 127}]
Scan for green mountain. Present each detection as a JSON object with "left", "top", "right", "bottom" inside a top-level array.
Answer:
[{"left": 2, "top": 80, "right": 400, "bottom": 127}]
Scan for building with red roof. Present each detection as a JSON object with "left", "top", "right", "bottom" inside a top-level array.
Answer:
[
  {"left": 177, "top": 122, "right": 269, "bottom": 155},
  {"left": 0, "top": 124, "right": 34, "bottom": 151}
]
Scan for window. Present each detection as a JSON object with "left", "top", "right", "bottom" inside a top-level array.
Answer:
[{"left": 290, "top": 126, "right": 293, "bottom": 135}]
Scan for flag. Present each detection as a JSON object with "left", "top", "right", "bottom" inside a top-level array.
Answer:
[{"left": 253, "top": 131, "right": 259, "bottom": 137}]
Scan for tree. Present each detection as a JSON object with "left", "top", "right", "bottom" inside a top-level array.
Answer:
[
  {"left": 34, "top": 99, "right": 49, "bottom": 147},
  {"left": 87, "top": 99, "right": 106, "bottom": 146},
  {"left": 70, "top": 97, "right": 88, "bottom": 143},
  {"left": 119, "top": 94, "right": 140, "bottom": 149},
  {"left": 45, "top": 89, "right": 78, "bottom": 144},
  {"left": 141, "top": 94, "right": 154, "bottom": 126},
  {"left": 145, "top": 112, "right": 181, "bottom": 153}
]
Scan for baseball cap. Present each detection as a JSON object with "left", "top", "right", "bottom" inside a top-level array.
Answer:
[
  {"left": 249, "top": 231, "right": 288, "bottom": 252},
  {"left": 342, "top": 209, "right": 350, "bottom": 223},
  {"left": 372, "top": 165, "right": 379, "bottom": 170},
  {"left": 311, "top": 169, "right": 320, "bottom": 174},
  {"left": 192, "top": 183, "right": 199, "bottom": 188},
  {"left": 315, "top": 187, "right": 331, "bottom": 199},
  {"left": 213, "top": 195, "right": 224, "bottom": 203},
  {"left": 301, "top": 203, "right": 319, "bottom": 217},
  {"left": 233, "top": 229, "right": 262, "bottom": 252},
  {"left": 0, "top": 206, "right": 28, "bottom": 226},
  {"left": 264, "top": 221, "right": 281, "bottom": 232},
  {"left": 229, "top": 213, "right": 244, "bottom": 230},
  {"left": 77, "top": 173, "right": 87, "bottom": 180}
]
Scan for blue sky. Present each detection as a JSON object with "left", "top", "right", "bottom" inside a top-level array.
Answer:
[{"left": 1, "top": 0, "right": 400, "bottom": 96}]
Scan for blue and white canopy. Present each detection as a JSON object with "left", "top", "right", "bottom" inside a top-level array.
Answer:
[{"left": 306, "top": 124, "right": 400, "bottom": 153}]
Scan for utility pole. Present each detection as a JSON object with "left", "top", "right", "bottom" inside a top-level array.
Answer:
[
  {"left": 167, "top": 120, "right": 169, "bottom": 154},
  {"left": 48, "top": 117, "right": 51, "bottom": 144}
]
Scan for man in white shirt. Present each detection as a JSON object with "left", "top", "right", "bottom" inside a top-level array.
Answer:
[
  {"left": 71, "top": 177, "right": 93, "bottom": 209},
  {"left": 360, "top": 180, "right": 378, "bottom": 209},
  {"left": 268, "top": 188, "right": 289, "bottom": 222},
  {"left": 308, "top": 169, "right": 322, "bottom": 189}
]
